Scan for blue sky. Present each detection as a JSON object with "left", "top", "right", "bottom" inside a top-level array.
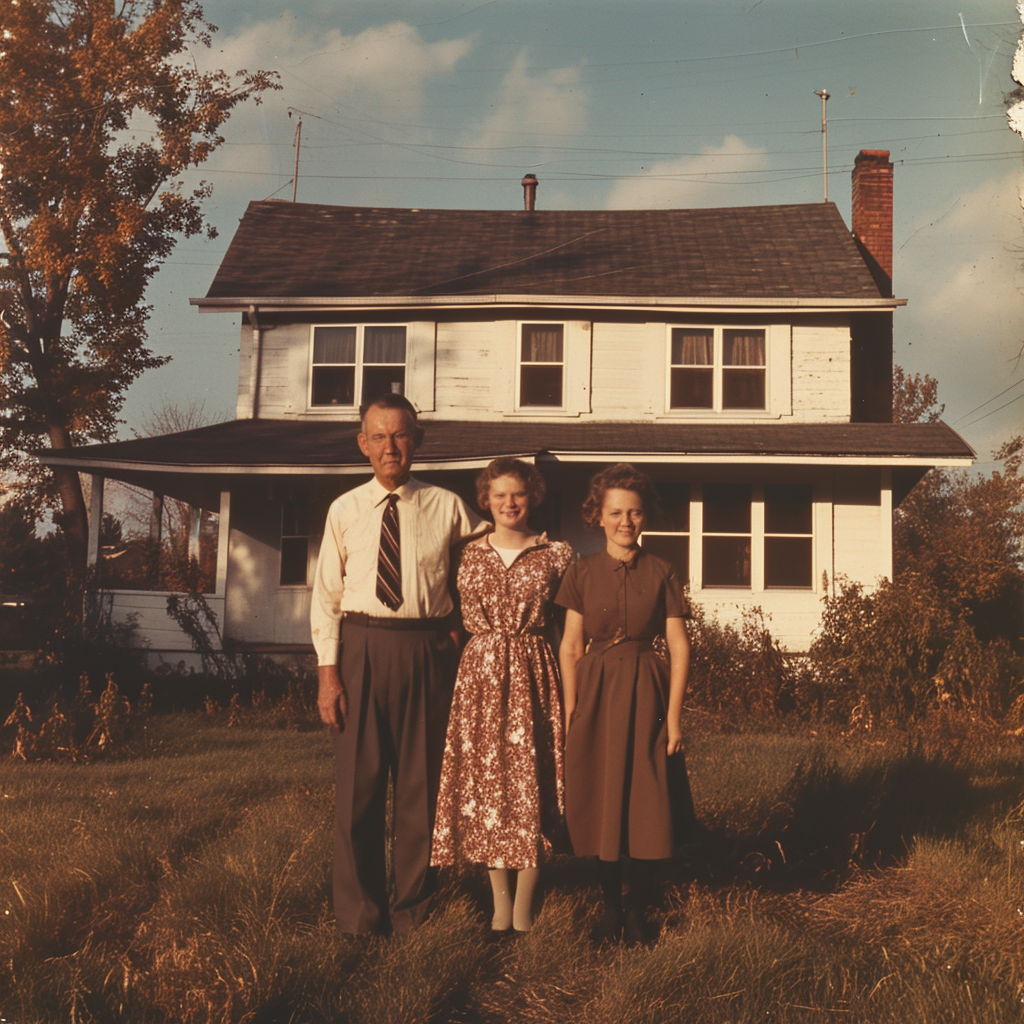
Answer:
[{"left": 130, "top": 0, "right": 1023, "bottom": 469}]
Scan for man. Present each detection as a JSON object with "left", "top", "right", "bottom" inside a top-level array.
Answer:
[{"left": 311, "top": 393, "right": 483, "bottom": 936}]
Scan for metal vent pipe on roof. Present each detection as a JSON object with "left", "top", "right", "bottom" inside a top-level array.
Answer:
[{"left": 521, "top": 173, "right": 538, "bottom": 211}]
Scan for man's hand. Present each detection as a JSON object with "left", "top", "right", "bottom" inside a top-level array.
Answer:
[{"left": 318, "top": 665, "right": 348, "bottom": 731}]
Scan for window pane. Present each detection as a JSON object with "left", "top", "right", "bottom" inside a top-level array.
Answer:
[
  {"left": 703, "top": 484, "right": 751, "bottom": 533},
  {"left": 765, "top": 537, "right": 813, "bottom": 588},
  {"left": 364, "top": 326, "right": 407, "bottom": 363},
  {"left": 765, "top": 484, "right": 812, "bottom": 534},
  {"left": 722, "top": 368, "right": 765, "bottom": 409},
  {"left": 311, "top": 365, "right": 355, "bottom": 406},
  {"left": 282, "top": 501, "right": 310, "bottom": 538},
  {"left": 671, "top": 329, "right": 713, "bottom": 365},
  {"left": 520, "top": 365, "right": 563, "bottom": 406},
  {"left": 313, "top": 326, "right": 356, "bottom": 364},
  {"left": 280, "top": 536, "right": 309, "bottom": 586},
  {"left": 670, "top": 367, "right": 713, "bottom": 409},
  {"left": 703, "top": 536, "right": 751, "bottom": 587},
  {"left": 362, "top": 366, "right": 406, "bottom": 403},
  {"left": 641, "top": 533, "right": 689, "bottom": 582},
  {"left": 655, "top": 482, "right": 690, "bottom": 532},
  {"left": 723, "top": 330, "right": 765, "bottom": 366},
  {"left": 522, "top": 324, "right": 564, "bottom": 362}
]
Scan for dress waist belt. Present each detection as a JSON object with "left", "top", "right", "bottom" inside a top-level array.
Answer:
[{"left": 472, "top": 627, "right": 547, "bottom": 638}]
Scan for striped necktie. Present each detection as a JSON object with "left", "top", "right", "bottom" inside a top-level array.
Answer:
[{"left": 376, "top": 493, "right": 403, "bottom": 611}]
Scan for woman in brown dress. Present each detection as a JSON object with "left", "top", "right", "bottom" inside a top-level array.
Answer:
[
  {"left": 556, "top": 463, "right": 697, "bottom": 945},
  {"left": 431, "top": 458, "right": 573, "bottom": 935}
]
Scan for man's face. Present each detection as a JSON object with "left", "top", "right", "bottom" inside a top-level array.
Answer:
[{"left": 357, "top": 407, "right": 418, "bottom": 490}]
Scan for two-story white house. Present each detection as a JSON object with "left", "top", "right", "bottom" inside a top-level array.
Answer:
[{"left": 39, "top": 150, "right": 973, "bottom": 664}]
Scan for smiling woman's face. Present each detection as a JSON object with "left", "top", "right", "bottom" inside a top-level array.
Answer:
[
  {"left": 599, "top": 488, "right": 645, "bottom": 555},
  {"left": 488, "top": 474, "right": 530, "bottom": 532}
]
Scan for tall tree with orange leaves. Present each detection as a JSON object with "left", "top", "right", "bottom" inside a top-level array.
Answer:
[{"left": 0, "top": 0, "right": 277, "bottom": 573}]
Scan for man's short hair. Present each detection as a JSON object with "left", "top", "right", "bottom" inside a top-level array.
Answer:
[{"left": 359, "top": 393, "right": 419, "bottom": 427}]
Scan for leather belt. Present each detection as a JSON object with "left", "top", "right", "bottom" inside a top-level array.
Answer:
[{"left": 343, "top": 612, "right": 449, "bottom": 631}]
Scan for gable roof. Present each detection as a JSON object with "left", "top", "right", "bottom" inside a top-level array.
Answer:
[{"left": 199, "top": 200, "right": 890, "bottom": 306}]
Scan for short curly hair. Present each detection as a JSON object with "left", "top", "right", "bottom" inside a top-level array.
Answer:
[
  {"left": 475, "top": 457, "right": 546, "bottom": 513},
  {"left": 581, "top": 463, "right": 660, "bottom": 529}
]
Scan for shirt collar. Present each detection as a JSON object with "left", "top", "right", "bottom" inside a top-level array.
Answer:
[
  {"left": 368, "top": 475, "right": 423, "bottom": 507},
  {"left": 602, "top": 547, "right": 640, "bottom": 571}
]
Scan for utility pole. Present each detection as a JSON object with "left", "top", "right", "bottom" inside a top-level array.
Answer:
[
  {"left": 813, "top": 89, "right": 829, "bottom": 202},
  {"left": 292, "top": 117, "right": 302, "bottom": 203}
]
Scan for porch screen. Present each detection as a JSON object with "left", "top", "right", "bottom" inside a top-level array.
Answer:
[
  {"left": 520, "top": 324, "right": 564, "bottom": 407},
  {"left": 722, "top": 329, "right": 766, "bottom": 409},
  {"left": 670, "top": 329, "right": 714, "bottom": 408}
]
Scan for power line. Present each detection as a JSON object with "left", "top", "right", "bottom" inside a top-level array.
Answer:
[
  {"left": 959, "top": 392, "right": 1024, "bottom": 430},
  {"left": 954, "top": 377, "right": 1024, "bottom": 424}
]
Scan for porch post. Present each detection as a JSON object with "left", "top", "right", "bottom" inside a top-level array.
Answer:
[
  {"left": 880, "top": 467, "right": 893, "bottom": 581},
  {"left": 188, "top": 505, "right": 202, "bottom": 563},
  {"left": 215, "top": 490, "right": 231, "bottom": 598},
  {"left": 86, "top": 474, "right": 104, "bottom": 568}
]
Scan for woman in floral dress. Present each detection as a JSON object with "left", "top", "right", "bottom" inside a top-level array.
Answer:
[{"left": 431, "top": 458, "right": 573, "bottom": 935}]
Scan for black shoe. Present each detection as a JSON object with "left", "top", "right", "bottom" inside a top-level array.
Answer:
[
  {"left": 595, "top": 904, "right": 623, "bottom": 945},
  {"left": 624, "top": 906, "right": 655, "bottom": 947}
]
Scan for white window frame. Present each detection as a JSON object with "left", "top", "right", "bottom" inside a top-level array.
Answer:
[
  {"left": 665, "top": 325, "right": 769, "bottom": 414},
  {"left": 308, "top": 324, "right": 408, "bottom": 410},
  {"left": 652, "top": 481, "right": 816, "bottom": 594},
  {"left": 516, "top": 321, "right": 567, "bottom": 411}
]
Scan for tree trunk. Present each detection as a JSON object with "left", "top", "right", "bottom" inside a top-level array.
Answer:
[{"left": 48, "top": 423, "right": 89, "bottom": 578}]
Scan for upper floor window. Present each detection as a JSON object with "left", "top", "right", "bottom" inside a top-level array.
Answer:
[
  {"left": 669, "top": 327, "right": 766, "bottom": 411},
  {"left": 310, "top": 325, "right": 406, "bottom": 408},
  {"left": 518, "top": 323, "right": 564, "bottom": 407}
]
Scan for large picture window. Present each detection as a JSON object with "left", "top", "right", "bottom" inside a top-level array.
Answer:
[
  {"left": 764, "top": 484, "right": 813, "bottom": 588},
  {"left": 519, "top": 323, "right": 564, "bottom": 407},
  {"left": 669, "top": 327, "right": 766, "bottom": 411},
  {"left": 310, "top": 325, "right": 406, "bottom": 408}
]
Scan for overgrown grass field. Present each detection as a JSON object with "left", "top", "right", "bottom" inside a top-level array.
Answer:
[{"left": 2, "top": 711, "right": 1023, "bottom": 1023}]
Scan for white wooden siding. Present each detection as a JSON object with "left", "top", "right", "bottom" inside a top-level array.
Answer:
[
  {"left": 831, "top": 467, "right": 889, "bottom": 587},
  {"left": 592, "top": 322, "right": 661, "bottom": 417},
  {"left": 791, "top": 322, "right": 851, "bottom": 421}
]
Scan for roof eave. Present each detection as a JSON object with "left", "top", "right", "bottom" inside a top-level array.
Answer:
[
  {"left": 37, "top": 452, "right": 973, "bottom": 476},
  {"left": 191, "top": 294, "right": 905, "bottom": 314}
]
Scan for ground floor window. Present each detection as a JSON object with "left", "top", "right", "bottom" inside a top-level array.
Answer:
[
  {"left": 642, "top": 480, "right": 814, "bottom": 592},
  {"left": 279, "top": 501, "right": 311, "bottom": 586}
]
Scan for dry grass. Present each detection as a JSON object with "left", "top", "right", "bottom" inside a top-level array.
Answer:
[{"left": 1, "top": 712, "right": 1022, "bottom": 1023}]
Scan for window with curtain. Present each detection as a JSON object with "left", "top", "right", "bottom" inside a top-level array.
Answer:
[
  {"left": 764, "top": 484, "right": 813, "bottom": 588},
  {"left": 670, "top": 329, "right": 714, "bottom": 408},
  {"left": 279, "top": 501, "right": 311, "bottom": 586},
  {"left": 519, "top": 323, "right": 564, "bottom": 407},
  {"left": 702, "top": 483, "right": 751, "bottom": 587},
  {"left": 310, "top": 325, "right": 407, "bottom": 407},
  {"left": 722, "top": 329, "right": 766, "bottom": 409},
  {"left": 668, "top": 326, "right": 767, "bottom": 412}
]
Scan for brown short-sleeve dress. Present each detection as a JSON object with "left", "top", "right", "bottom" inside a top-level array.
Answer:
[
  {"left": 555, "top": 549, "right": 698, "bottom": 861},
  {"left": 431, "top": 538, "right": 574, "bottom": 870}
]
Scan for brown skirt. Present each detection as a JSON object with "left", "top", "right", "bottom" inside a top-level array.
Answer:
[{"left": 563, "top": 640, "right": 698, "bottom": 861}]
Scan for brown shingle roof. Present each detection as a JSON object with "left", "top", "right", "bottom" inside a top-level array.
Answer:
[
  {"left": 38, "top": 419, "right": 974, "bottom": 471},
  {"left": 204, "top": 201, "right": 884, "bottom": 301}
]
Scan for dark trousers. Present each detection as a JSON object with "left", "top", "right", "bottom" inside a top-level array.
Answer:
[{"left": 332, "top": 622, "right": 456, "bottom": 935}]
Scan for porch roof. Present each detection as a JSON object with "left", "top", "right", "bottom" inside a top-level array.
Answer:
[{"left": 39, "top": 418, "right": 974, "bottom": 476}]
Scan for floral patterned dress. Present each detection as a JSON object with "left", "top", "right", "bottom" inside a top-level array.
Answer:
[{"left": 431, "top": 536, "right": 574, "bottom": 870}]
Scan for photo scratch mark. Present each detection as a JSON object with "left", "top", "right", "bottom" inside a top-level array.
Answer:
[{"left": 958, "top": 12, "right": 984, "bottom": 104}]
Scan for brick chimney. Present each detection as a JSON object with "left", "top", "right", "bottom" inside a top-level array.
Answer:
[{"left": 851, "top": 149, "right": 893, "bottom": 296}]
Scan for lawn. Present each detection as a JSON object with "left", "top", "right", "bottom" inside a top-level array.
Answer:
[{"left": 1, "top": 711, "right": 1022, "bottom": 1023}]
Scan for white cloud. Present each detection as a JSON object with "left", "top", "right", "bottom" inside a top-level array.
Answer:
[
  {"left": 895, "top": 165, "right": 1024, "bottom": 460},
  {"left": 603, "top": 135, "right": 769, "bottom": 210},
  {"left": 461, "top": 51, "right": 588, "bottom": 158}
]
